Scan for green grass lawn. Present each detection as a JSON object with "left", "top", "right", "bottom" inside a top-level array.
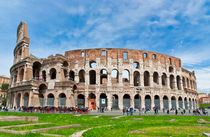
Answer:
[
  {"left": 0, "top": 112, "right": 209, "bottom": 137},
  {"left": 199, "top": 103, "right": 210, "bottom": 108}
]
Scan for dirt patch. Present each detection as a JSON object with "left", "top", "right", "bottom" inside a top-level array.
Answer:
[
  {"left": 198, "top": 119, "right": 210, "bottom": 124},
  {"left": 110, "top": 116, "right": 124, "bottom": 119},
  {"left": 128, "top": 130, "right": 145, "bottom": 134},
  {"left": 203, "top": 133, "right": 210, "bottom": 137},
  {"left": 0, "top": 116, "right": 38, "bottom": 122},
  {"left": 169, "top": 119, "right": 175, "bottom": 122},
  {"left": 134, "top": 118, "right": 143, "bottom": 120}
]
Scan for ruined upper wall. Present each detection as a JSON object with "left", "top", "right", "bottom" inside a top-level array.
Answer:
[{"left": 65, "top": 48, "right": 181, "bottom": 68}]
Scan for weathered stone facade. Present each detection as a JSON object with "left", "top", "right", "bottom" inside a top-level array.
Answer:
[{"left": 7, "top": 22, "right": 198, "bottom": 110}]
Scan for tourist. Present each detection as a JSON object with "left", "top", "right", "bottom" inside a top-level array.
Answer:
[
  {"left": 175, "top": 109, "right": 178, "bottom": 115},
  {"left": 167, "top": 109, "right": 169, "bottom": 114},
  {"left": 122, "top": 108, "right": 126, "bottom": 115},
  {"left": 130, "top": 107, "right": 134, "bottom": 115}
]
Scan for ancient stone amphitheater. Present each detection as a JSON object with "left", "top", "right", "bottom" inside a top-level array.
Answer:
[{"left": 7, "top": 22, "right": 198, "bottom": 111}]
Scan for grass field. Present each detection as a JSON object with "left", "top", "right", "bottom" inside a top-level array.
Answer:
[
  {"left": 199, "top": 104, "right": 210, "bottom": 108},
  {"left": 0, "top": 112, "right": 209, "bottom": 137}
]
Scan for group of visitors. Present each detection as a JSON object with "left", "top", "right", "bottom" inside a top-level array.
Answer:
[{"left": 122, "top": 107, "right": 134, "bottom": 116}]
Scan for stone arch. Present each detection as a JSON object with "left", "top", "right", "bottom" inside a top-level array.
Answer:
[
  {"left": 90, "top": 61, "right": 96, "bottom": 68},
  {"left": 123, "top": 94, "right": 130, "bottom": 108},
  {"left": 122, "top": 69, "right": 130, "bottom": 83},
  {"left": 77, "top": 94, "right": 85, "bottom": 108},
  {"left": 89, "top": 70, "right": 96, "bottom": 84},
  {"left": 171, "top": 96, "right": 176, "bottom": 109},
  {"left": 112, "top": 94, "right": 119, "bottom": 110},
  {"left": 178, "top": 96, "right": 183, "bottom": 109},
  {"left": 144, "top": 71, "right": 150, "bottom": 86},
  {"left": 63, "top": 69, "right": 68, "bottom": 79},
  {"left": 33, "top": 61, "right": 41, "bottom": 80},
  {"left": 176, "top": 76, "right": 181, "bottom": 90},
  {"left": 153, "top": 72, "right": 159, "bottom": 85},
  {"left": 163, "top": 96, "right": 169, "bottom": 109},
  {"left": 39, "top": 84, "right": 47, "bottom": 107},
  {"left": 111, "top": 69, "right": 119, "bottom": 83},
  {"left": 42, "top": 70, "right": 46, "bottom": 81},
  {"left": 63, "top": 61, "right": 68, "bottom": 67},
  {"left": 145, "top": 95, "right": 151, "bottom": 110},
  {"left": 100, "top": 69, "right": 108, "bottom": 84},
  {"left": 79, "top": 70, "right": 85, "bottom": 82},
  {"left": 16, "top": 93, "right": 21, "bottom": 107},
  {"left": 50, "top": 68, "right": 56, "bottom": 80},
  {"left": 69, "top": 70, "right": 75, "bottom": 81},
  {"left": 154, "top": 95, "right": 160, "bottom": 110},
  {"left": 170, "top": 75, "right": 175, "bottom": 89},
  {"left": 59, "top": 93, "right": 66, "bottom": 107},
  {"left": 182, "top": 77, "right": 186, "bottom": 89},
  {"left": 134, "top": 94, "right": 141, "bottom": 109},
  {"left": 19, "top": 68, "right": 24, "bottom": 81},
  {"left": 169, "top": 66, "right": 173, "bottom": 72},
  {"left": 162, "top": 73, "right": 167, "bottom": 86},
  {"left": 23, "top": 92, "right": 29, "bottom": 107},
  {"left": 88, "top": 93, "right": 96, "bottom": 110},
  {"left": 134, "top": 71, "right": 140, "bottom": 86},
  {"left": 47, "top": 93, "right": 54, "bottom": 106},
  {"left": 184, "top": 97, "right": 188, "bottom": 110},
  {"left": 100, "top": 93, "right": 107, "bottom": 108},
  {"left": 133, "top": 62, "right": 139, "bottom": 69}
]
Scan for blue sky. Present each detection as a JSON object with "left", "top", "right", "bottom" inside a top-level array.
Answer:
[{"left": 0, "top": 0, "right": 210, "bottom": 93}]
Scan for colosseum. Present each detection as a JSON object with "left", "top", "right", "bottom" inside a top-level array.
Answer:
[{"left": 7, "top": 22, "right": 198, "bottom": 111}]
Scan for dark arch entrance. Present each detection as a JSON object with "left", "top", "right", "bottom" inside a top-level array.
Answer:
[
  {"left": 171, "top": 96, "right": 176, "bottom": 109},
  {"left": 145, "top": 95, "right": 151, "bottom": 110},
  {"left": 154, "top": 95, "right": 160, "bottom": 110},
  {"left": 39, "top": 84, "right": 47, "bottom": 107},
  {"left": 163, "top": 96, "right": 169, "bottom": 109},
  {"left": 184, "top": 98, "right": 188, "bottom": 109},
  {"left": 59, "top": 93, "right": 66, "bottom": 107},
  {"left": 16, "top": 93, "right": 21, "bottom": 107},
  {"left": 77, "top": 94, "right": 85, "bottom": 108},
  {"left": 100, "top": 93, "right": 107, "bottom": 108},
  {"left": 192, "top": 99, "right": 195, "bottom": 109},
  {"left": 189, "top": 98, "right": 192, "bottom": 109},
  {"left": 178, "top": 97, "right": 183, "bottom": 109},
  {"left": 134, "top": 94, "right": 141, "bottom": 109},
  {"left": 88, "top": 93, "right": 96, "bottom": 110},
  {"left": 24, "top": 93, "right": 29, "bottom": 107},
  {"left": 112, "top": 94, "right": 119, "bottom": 110},
  {"left": 47, "top": 94, "right": 54, "bottom": 106},
  {"left": 123, "top": 94, "right": 130, "bottom": 108}
]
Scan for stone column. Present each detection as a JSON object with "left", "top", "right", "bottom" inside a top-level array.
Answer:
[
  {"left": 118, "top": 94, "right": 123, "bottom": 110},
  {"left": 159, "top": 75, "right": 162, "bottom": 88},
  {"left": 176, "top": 97, "right": 179, "bottom": 109},
  {"left": 107, "top": 72, "right": 111, "bottom": 86},
  {"left": 130, "top": 71, "right": 134, "bottom": 87},
  {"left": 160, "top": 96, "right": 163, "bottom": 110},
  {"left": 130, "top": 94, "right": 134, "bottom": 108},
  {"left": 166, "top": 75, "right": 170, "bottom": 89},
  {"left": 107, "top": 94, "right": 112, "bottom": 110},
  {"left": 20, "top": 93, "right": 24, "bottom": 107},
  {"left": 174, "top": 76, "right": 177, "bottom": 90},
  {"left": 150, "top": 75, "right": 153, "bottom": 87},
  {"left": 180, "top": 77, "right": 183, "bottom": 90},
  {"left": 182, "top": 99, "right": 185, "bottom": 109},
  {"left": 140, "top": 73, "right": 144, "bottom": 87},
  {"left": 85, "top": 71, "right": 89, "bottom": 87},
  {"left": 141, "top": 94, "right": 145, "bottom": 109},
  {"left": 168, "top": 96, "right": 172, "bottom": 110},
  {"left": 75, "top": 72, "right": 79, "bottom": 83},
  {"left": 96, "top": 71, "right": 100, "bottom": 85},
  {"left": 85, "top": 92, "right": 89, "bottom": 107},
  {"left": 13, "top": 93, "right": 17, "bottom": 107},
  {"left": 23, "top": 65, "right": 27, "bottom": 81},
  {"left": 96, "top": 93, "right": 100, "bottom": 109},
  {"left": 119, "top": 72, "right": 123, "bottom": 86},
  {"left": 151, "top": 95, "right": 155, "bottom": 109}
]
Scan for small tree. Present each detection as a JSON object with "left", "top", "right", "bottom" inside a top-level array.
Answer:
[
  {"left": 2, "top": 97, "right": 6, "bottom": 106},
  {"left": 1, "top": 83, "right": 9, "bottom": 91}
]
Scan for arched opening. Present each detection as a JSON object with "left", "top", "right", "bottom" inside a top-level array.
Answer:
[
  {"left": 100, "top": 93, "right": 107, "bottom": 108},
  {"left": 133, "top": 62, "right": 139, "bottom": 69},
  {"left": 192, "top": 99, "right": 195, "bottom": 109},
  {"left": 178, "top": 97, "right": 183, "bottom": 109},
  {"left": 59, "top": 93, "right": 66, "bottom": 107},
  {"left": 89, "top": 70, "right": 96, "bottom": 84},
  {"left": 88, "top": 93, "right": 96, "bottom": 110},
  {"left": 100, "top": 69, "right": 108, "bottom": 84},
  {"left": 184, "top": 97, "right": 188, "bottom": 110},
  {"left": 162, "top": 73, "right": 167, "bottom": 86},
  {"left": 42, "top": 71, "right": 46, "bottom": 81},
  {"left": 69, "top": 70, "right": 75, "bottom": 81},
  {"left": 123, "top": 94, "right": 130, "bottom": 108},
  {"left": 79, "top": 70, "right": 85, "bottom": 82},
  {"left": 190, "top": 80, "right": 193, "bottom": 89},
  {"left": 163, "top": 96, "right": 169, "bottom": 109},
  {"left": 33, "top": 62, "right": 41, "bottom": 80},
  {"left": 77, "top": 94, "right": 85, "bottom": 108},
  {"left": 19, "top": 68, "right": 24, "bottom": 81},
  {"left": 145, "top": 95, "right": 151, "bottom": 110},
  {"left": 112, "top": 94, "right": 119, "bottom": 110},
  {"left": 144, "top": 71, "right": 150, "bottom": 86},
  {"left": 63, "top": 69, "right": 68, "bottom": 79},
  {"left": 182, "top": 77, "right": 186, "bottom": 89},
  {"left": 122, "top": 70, "right": 130, "bottom": 83},
  {"left": 39, "top": 84, "right": 47, "bottom": 107},
  {"left": 187, "top": 78, "right": 189, "bottom": 88},
  {"left": 16, "top": 93, "right": 21, "bottom": 107},
  {"left": 189, "top": 98, "right": 192, "bottom": 109},
  {"left": 23, "top": 93, "right": 29, "bottom": 107},
  {"left": 50, "top": 68, "right": 56, "bottom": 80},
  {"left": 134, "top": 94, "right": 141, "bottom": 109},
  {"left": 111, "top": 69, "right": 119, "bottom": 83},
  {"left": 153, "top": 72, "right": 159, "bottom": 85},
  {"left": 169, "top": 66, "right": 173, "bottom": 73},
  {"left": 177, "top": 76, "right": 181, "bottom": 90},
  {"left": 47, "top": 93, "right": 54, "bottom": 106},
  {"left": 154, "top": 95, "right": 160, "bottom": 110},
  {"left": 134, "top": 71, "right": 140, "bottom": 86},
  {"left": 63, "top": 61, "right": 68, "bottom": 67},
  {"left": 90, "top": 61, "right": 96, "bottom": 68},
  {"left": 171, "top": 96, "right": 176, "bottom": 109},
  {"left": 170, "top": 75, "right": 175, "bottom": 89}
]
